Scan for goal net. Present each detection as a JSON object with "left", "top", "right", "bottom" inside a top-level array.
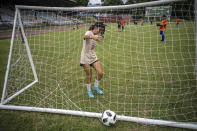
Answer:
[{"left": 1, "top": 0, "right": 197, "bottom": 129}]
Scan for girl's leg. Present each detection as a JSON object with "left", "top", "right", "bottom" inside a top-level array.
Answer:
[
  {"left": 92, "top": 61, "right": 103, "bottom": 95},
  {"left": 92, "top": 61, "right": 103, "bottom": 81},
  {"left": 83, "top": 64, "right": 94, "bottom": 98},
  {"left": 83, "top": 64, "right": 92, "bottom": 83}
]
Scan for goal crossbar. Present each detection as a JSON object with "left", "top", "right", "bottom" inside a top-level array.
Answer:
[
  {"left": 15, "top": 0, "right": 184, "bottom": 12},
  {"left": 0, "top": 105, "right": 196, "bottom": 130}
]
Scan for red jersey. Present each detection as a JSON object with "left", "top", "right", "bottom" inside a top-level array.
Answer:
[
  {"left": 176, "top": 19, "right": 181, "bottom": 23},
  {"left": 120, "top": 20, "right": 125, "bottom": 26},
  {"left": 160, "top": 19, "right": 167, "bottom": 31},
  {"left": 141, "top": 20, "right": 144, "bottom": 24}
]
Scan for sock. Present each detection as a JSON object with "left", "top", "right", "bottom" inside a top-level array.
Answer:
[
  {"left": 86, "top": 84, "right": 91, "bottom": 92},
  {"left": 94, "top": 79, "right": 100, "bottom": 88}
]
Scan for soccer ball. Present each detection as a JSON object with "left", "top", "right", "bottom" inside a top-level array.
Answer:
[{"left": 101, "top": 110, "right": 117, "bottom": 126}]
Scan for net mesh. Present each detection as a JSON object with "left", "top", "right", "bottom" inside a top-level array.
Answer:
[{"left": 3, "top": 0, "right": 197, "bottom": 126}]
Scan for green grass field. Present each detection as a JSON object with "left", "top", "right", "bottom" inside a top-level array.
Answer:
[{"left": 0, "top": 21, "right": 197, "bottom": 130}]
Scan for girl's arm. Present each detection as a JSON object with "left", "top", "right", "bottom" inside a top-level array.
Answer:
[{"left": 84, "top": 35, "right": 101, "bottom": 41}]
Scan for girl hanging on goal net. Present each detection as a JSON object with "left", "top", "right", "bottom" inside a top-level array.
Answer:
[{"left": 80, "top": 22, "right": 104, "bottom": 98}]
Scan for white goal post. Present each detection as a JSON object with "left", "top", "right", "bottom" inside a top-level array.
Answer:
[{"left": 1, "top": 0, "right": 197, "bottom": 130}]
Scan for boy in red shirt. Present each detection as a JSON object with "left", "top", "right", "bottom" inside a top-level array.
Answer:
[
  {"left": 157, "top": 15, "right": 168, "bottom": 42},
  {"left": 176, "top": 18, "right": 181, "bottom": 27},
  {"left": 120, "top": 20, "right": 125, "bottom": 31},
  {"left": 140, "top": 20, "right": 144, "bottom": 26}
]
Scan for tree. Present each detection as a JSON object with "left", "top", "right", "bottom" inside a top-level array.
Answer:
[
  {"left": 126, "top": 0, "right": 158, "bottom": 5},
  {"left": 0, "top": 0, "right": 79, "bottom": 7},
  {"left": 103, "top": 0, "right": 123, "bottom": 6},
  {"left": 126, "top": 0, "right": 136, "bottom": 5},
  {"left": 75, "top": 0, "right": 89, "bottom": 6}
]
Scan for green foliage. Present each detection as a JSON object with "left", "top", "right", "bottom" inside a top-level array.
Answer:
[
  {"left": 1, "top": 0, "right": 78, "bottom": 7},
  {"left": 126, "top": 0, "right": 158, "bottom": 4},
  {"left": 75, "top": 0, "right": 89, "bottom": 6},
  {"left": 171, "top": 0, "right": 194, "bottom": 20},
  {"left": 126, "top": 0, "right": 136, "bottom": 4},
  {"left": 103, "top": 0, "right": 123, "bottom": 6}
]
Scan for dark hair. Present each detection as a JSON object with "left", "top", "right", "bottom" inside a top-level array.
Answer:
[
  {"left": 89, "top": 25, "right": 96, "bottom": 30},
  {"left": 163, "top": 15, "right": 166, "bottom": 18},
  {"left": 89, "top": 22, "right": 105, "bottom": 31}
]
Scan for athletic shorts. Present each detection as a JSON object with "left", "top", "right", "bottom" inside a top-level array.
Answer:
[{"left": 80, "top": 60, "right": 99, "bottom": 67}]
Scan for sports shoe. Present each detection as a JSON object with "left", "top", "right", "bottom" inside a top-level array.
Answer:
[
  {"left": 87, "top": 91, "right": 94, "bottom": 98},
  {"left": 93, "top": 87, "right": 104, "bottom": 95}
]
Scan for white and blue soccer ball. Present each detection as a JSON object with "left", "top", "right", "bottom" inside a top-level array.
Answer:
[{"left": 101, "top": 110, "right": 117, "bottom": 126}]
